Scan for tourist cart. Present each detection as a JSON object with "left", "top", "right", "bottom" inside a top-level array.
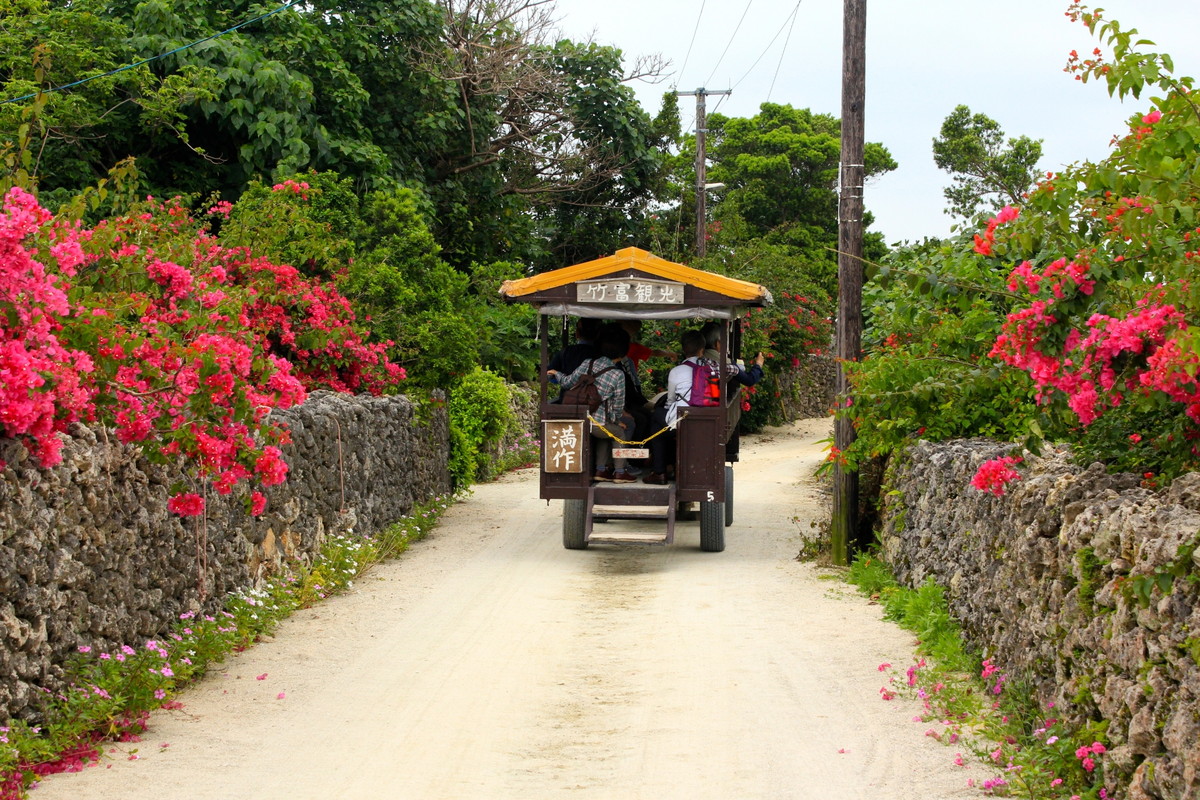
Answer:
[{"left": 500, "top": 247, "right": 772, "bottom": 551}]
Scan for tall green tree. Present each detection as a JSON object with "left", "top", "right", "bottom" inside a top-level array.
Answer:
[
  {"left": 20, "top": 0, "right": 671, "bottom": 271},
  {"left": 105, "top": 0, "right": 450, "bottom": 195},
  {"left": 932, "top": 104, "right": 1043, "bottom": 220},
  {"left": 701, "top": 103, "right": 897, "bottom": 294},
  {"left": 423, "top": 0, "right": 675, "bottom": 269}
]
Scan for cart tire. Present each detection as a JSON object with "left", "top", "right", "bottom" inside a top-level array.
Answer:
[
  {"left": 700, "top": 500, "right": 726, "bottom": 552},
  {"left": 724, "top": 466, "right": 734, "bottom": 528},
  {"left": 563, "top": 499, "right": 588, "bottom": 550}
]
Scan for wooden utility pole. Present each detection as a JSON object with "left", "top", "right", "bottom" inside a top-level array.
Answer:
[
  {"left": 832, "top": 0, "right": 866, "bottom": 566},
  {"left": 676, "top": 87, "right": 730, "bottom": 258}
]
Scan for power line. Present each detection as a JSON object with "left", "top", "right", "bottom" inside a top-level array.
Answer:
[
  {"left": 731, "top": 1, "right": 802, "bottom": 92},
  {"left": 767, "top": 1, "right": 803, "bottom": 101},
  {"left": 675, "top": 0, "right": 706, "bottom": 90},
  {"left": 1, "top": 0, "right": 303, "bottom": 106},
  {"left": 704, "top": 0, "right": 755, "bottom": 86}
]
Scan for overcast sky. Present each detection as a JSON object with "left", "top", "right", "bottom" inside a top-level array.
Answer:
[{"left": 551, "top": 0, "right": 1200, "bottom": 245}]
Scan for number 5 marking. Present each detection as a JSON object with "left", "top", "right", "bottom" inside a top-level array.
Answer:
[{"left": 706, "top": 491, "right": 715, "bottom": 501}]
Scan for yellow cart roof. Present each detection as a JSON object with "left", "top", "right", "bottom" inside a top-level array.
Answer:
[{"left": 500, "top": 247, "right": 771, "bottom": 305}]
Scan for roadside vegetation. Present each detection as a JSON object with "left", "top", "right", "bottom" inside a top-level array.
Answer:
[
  {"left": 844, "top": 4, "right": 1200, "bottom": 489},
  {"left": 0, "top": 494, "right": 456, "bottom": 798},
  {"left": 847, "top": 555, "right": 1111, "bottom": 799},
  {"left": 831, "top": 7, "right": 1199, "bottom": 798}
]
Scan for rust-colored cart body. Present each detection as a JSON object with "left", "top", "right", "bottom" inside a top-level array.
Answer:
[{"left": 500, "top": 247, "right": 772, "bottom": 551}]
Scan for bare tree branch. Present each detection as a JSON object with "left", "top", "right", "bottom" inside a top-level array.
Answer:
[{"left": 419, "top": 0, "right": 667, "bottom": 199}]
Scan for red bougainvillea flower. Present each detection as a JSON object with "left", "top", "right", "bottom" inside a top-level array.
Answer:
[
  {"left": 971, "top": 456, "right": 1024, "bottom": 496},
  {"left": 167, "top": 493, "right": 205, "bottom": 517}
]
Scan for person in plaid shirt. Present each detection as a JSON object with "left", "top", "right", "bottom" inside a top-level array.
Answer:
[{"left": 548, "top": 323, "right": 636, "bottom": 482}]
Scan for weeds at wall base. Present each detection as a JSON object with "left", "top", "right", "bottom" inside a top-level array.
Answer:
[
  {"left": 0, "top": 493, "right": 460, "bottom": 800},
  {"left": 846, "top": 552, "right": 1112, "bottom": 799}
]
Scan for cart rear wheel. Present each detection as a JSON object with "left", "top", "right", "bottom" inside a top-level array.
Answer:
[
  {"left": 700, "top": 499, "right": 725, "bottom": 552},
  {"left": 563, "top": 499, "right": 588, "bottom": 550},
  {"left": 724, "top": 466, "right": 734, "bottom": 528}
]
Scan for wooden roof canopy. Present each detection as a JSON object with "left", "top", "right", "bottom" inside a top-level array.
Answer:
[{"left": 499, "top": 247, "right": 772, "bottom": 320}]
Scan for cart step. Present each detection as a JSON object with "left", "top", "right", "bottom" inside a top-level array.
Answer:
[
  {"left": 591, "top": 483, "right": 673, "bottom": 505},
  {"left": 585, "top": 482, "right": 677, "bottom": 546},
  {"left": 587, "top": 531, "right": 670, "bottom": 546},
  {"left": 593, "top": 509, "right": 671, "bottom": 520}
]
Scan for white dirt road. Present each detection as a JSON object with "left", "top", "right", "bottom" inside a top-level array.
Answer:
[{"left": 35, "top": 419, "right": 974, "bottom": 800}]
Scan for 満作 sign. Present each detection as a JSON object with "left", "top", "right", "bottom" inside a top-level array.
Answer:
[{"left": 543, "top": 420, "right": 585, "bottom": 473}]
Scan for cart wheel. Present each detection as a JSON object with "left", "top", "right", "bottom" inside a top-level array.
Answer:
[
  {"left": 724, "top": 466, "right": 734, "bottom": 528},
  {"left": 700, "top": 500, "right": 725, "bottom": 552},
  {"left": 563, "top": 499, "right": 588, "bottom": 550}
]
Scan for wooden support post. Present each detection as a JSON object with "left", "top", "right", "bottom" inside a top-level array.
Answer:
[
  {"left": 676, "top": 87, "right": 730, "bottom": 258},
  {"left": 538, "top": 315, "right": 549, "bottom": 407},
  {"left": 832, "top": 0, "right": 866, "bottom": 566}
]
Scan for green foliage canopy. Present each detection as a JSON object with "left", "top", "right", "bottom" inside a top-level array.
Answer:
[{"left": 932, "top": 104, "right": 1043, "bottom": 220}]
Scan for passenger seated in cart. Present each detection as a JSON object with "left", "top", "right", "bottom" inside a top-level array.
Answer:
[
  {"left": 547, "top": 317, "right": 601, "bottom": 400},
  {"left": 644, "top": 330, "right": 709, "bottom": 485},
  {"left": 700, "top": 321, "right": 765, "bottom": 386},
  {"left": 547, "top": 323, "right": 638, "bottom": 483}
]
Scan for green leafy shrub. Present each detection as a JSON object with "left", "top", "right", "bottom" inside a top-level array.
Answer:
[
  {"left": 447, "top": 366, "right": 515, "bottom": 487},
  {"left": 845, "top": 236, "right": 1043, "bottom": 462}
]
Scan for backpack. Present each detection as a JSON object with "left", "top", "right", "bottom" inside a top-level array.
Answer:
[
  {"left": 619, "top": 358, "right": 649, "bottom": 409},
  {"left": 562, "top": 360, "right": 619, "bottom": 414},
  {"left": 686, "top": 360, "right": 720, "bottom": 407}
]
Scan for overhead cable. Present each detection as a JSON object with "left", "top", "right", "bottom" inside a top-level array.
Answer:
[
  {"left": 674, "top": 0, "right": 707, "bottom": 90},
  {"left": 768, "top": 1, "right": 803, "bottom": 101},
  {"left": 704, "top": 0, "right": 755, "bottom": 86},
  {"left": 732, "top": 1, "right": 802, "bottom": 91}
]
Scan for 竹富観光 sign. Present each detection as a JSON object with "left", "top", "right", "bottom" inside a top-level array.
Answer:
[{"left": 575, "top": 279, "right": 684, "bottom": 305}]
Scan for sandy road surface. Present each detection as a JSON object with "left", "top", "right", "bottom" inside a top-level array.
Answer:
[{"left": 36, "top": 419, "right": 973, "bottom": 800}]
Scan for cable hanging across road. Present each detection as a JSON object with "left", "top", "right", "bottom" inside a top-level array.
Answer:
[
  {"left": 731, "top": 0, "right": 802, "bottom": 92},
  {"left": 1, "top": 0, "right": 303, "bottom": 106},
  {"left": 767, "top": 0, "right": 803, "bottom": 101},
  {"left": 674, "top": 0, "right": 707, "bottom": 91},
  {"left": 704, "top": 0, "right": 755, "bottom": 86}
]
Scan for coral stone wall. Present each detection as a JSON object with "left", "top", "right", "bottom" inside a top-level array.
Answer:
[
  {"left": 0, "top": 390, "right": 449, "bottom": 723},
  {"left": 879, "top": 439, "right": 1200, "bottom": 800},
  {"left": 775, "top": 354, "right": 836, "bottom": 421}
]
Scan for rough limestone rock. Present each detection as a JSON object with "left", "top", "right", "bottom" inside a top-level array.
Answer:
[
  {"left": 880, "top": 439, "right": 1200, "bottom": 800},
  {"left": 0, "top": 390, "right": 449, "bottom": 723}
]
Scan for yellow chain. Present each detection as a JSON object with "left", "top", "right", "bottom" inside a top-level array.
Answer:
[{"left": 586, "top": 411, "right": 688, "bottom": 446}]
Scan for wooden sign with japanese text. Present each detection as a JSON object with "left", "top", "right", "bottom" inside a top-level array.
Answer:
[
  {"left": 575, "top": 279, "right": 684, "bottom": 305},
  {"left": 543, "top": 420, "right": 586, "bottom": 473}
]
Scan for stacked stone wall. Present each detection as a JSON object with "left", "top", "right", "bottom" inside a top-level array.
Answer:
[
  {"left": 775, "top": 354, "right": 836, "bottom": 421},
  {"left": 0, "top": 390, "right": 449, "bottom": 723},
  {"left": 880, "top": 439, "right": 1200, "bottom": 800}
]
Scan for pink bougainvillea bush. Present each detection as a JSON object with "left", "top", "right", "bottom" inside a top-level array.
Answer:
[
  {"left": 978, "top": 3, "right": 1200, "bottom": 478},
  {"left": 849, "top": 4, "right": 1200, "bottom": 483},
  {"left": 0, "top": 186, "right": 404, "bottom": 516}
]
